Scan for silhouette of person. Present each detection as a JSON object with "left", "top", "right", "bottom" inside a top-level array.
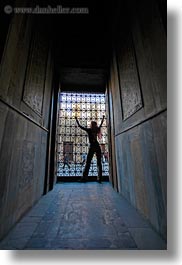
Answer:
[
  {"left": 104, "top": 151, "right": 109, "bottom": 163},
  {"left": 63, "top": 155, "right": 70, "bottom": 169},
  {"left": 75, "top": 115, "right": 105, "bottom": 183},
  {"left": 81, "top": 153, "right": 87, "bottom": 166}
]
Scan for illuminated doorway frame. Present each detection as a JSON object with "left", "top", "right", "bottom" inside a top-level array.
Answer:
[{"left": 57, "top": 92, "right": 109, "bottom": 180}]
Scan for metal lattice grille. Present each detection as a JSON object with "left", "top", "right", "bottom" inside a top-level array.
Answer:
[{"left": 57, "top": 92, "right": 109, "bottom": 177}]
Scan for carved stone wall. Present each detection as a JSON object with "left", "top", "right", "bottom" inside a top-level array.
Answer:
[
  {"left": 116, "top": 30, "right": 143, "bottom": 120},
  {"left": 19, "top": 141, "right": 35, "bottom": 189},
  {"left": 109, "top": 0, "right": 167, "bottom": 239},
  {"left": 23, "top": 29, "right": 48, "bottom": 115},
  {"left": 0, "top": 13, "right": 53, "bottom": 240}
]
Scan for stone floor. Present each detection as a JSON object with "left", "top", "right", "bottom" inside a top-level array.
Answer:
[{"left": 0, "top": 182, "right": 166, "bottom": 250}]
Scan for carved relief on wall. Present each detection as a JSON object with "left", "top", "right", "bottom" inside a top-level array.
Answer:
[
  {"left": 19, "top": 141, "right": 35, "bottom": 189},
  {"left": 116, "top": 31, "right": 143, "bottom": 120},
  {"left": 23, "top": 29, "right": 48, "bottom": 115}
]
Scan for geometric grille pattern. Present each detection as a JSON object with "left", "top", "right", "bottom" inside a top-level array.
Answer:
[{"left": 57, "top": 92, "right": 109, "bottom": 177}]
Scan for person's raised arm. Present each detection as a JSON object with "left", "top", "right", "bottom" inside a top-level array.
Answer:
[
  {"left": 75, "top": 117, "right": 87, "bottom": 131},
  {"left": 99, "top": 115, "right": 105, "bottom": 128}
]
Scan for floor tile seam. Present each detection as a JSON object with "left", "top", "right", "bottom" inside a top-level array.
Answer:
[
  {"left": 103, "top": 196, "right": 128, "bottom": 230},
  {"left": 24, "top": 234, "right": 59, "bottom": 246},
  {"left": 44, "top": 191, "right": 70, "bottom": 214},
  {"left": 127, "top": 227, "right": 167, "bottom": 242},
  {"left": 23, "top": 246, "right": 139, "bottom": 251},
  {"left": 24, "top": 194, "right": 71, "bottom": 247},
  {"left": 0, "top": 217, "right": 42, "bottom": 245},
  {"left": 50, "top": 235, "right": 133, "bottom": 240},
  {"left": 12, "top": 223, "right": 40, "bottom": 250},
  {"left": 56, "top": 193, "right": 73, "bottom": 236}
]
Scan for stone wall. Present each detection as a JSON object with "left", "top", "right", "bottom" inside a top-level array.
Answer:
[
  {"left": 0, "top": 13, "right": 54, "bottom": 239},
  {"left": 108, "top": 0, "right": 167, "bottom": 239}
]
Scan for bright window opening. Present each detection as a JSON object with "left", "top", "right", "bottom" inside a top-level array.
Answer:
[{"left": 57, "top": 92, "right": 109, "bottom": 178}]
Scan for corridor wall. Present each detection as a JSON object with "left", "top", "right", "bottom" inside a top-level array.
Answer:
[
  {"left": 108, "top": 0, "right": 167, "bottom": 239},
  {"left": 0, "top": 12, "right": 54, "bottom": 239}
]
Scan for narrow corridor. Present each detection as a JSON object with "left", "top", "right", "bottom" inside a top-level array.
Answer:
[{"left": 0, "top": 182, "right": 166, "bottom": 250}]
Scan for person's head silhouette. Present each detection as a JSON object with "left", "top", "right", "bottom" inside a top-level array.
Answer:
[{"left": 90, "top": 121, "right": 97, "bottom": 129}]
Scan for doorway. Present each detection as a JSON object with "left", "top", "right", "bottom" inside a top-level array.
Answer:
[{"left": 57, "top": 92, "right": 109, "bottom": 180}]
